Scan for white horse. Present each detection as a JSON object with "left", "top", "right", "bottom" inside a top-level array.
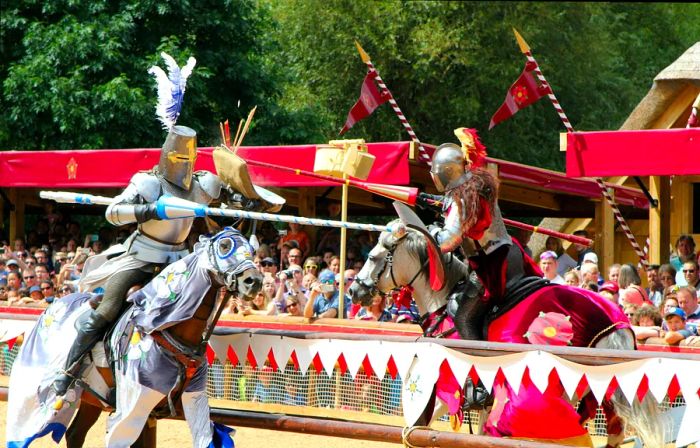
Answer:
[
  {"left": 349, "top": 221, "right": 665, "bottom": 447},
  {"left": 6, "top": 227, "right": 263, "bottom": 448}
]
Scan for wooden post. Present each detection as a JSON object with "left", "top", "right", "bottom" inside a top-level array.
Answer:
[
  {"left": 8, "top": 188, "right": 24, "bottom": 243},
  {"left": 649, "top": 176, "right": 671, "bottom": 265},
  {"left": 595, "top": 196, "right": 614, "bottom": 276}
]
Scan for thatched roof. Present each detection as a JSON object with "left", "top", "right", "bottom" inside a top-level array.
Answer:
[{"left": 621, "top": 42, "right": 700, "bottom": 130}]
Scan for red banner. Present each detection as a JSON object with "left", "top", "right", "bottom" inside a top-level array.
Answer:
[
  {"left": 0, "top": 143, "right": 410, "bottom": 188},
  {"left": 339, "top": 71, "right": 389, "bottom": 135},
  {"left": 489, "top": 61, "right": 551, "bottom": 130}
]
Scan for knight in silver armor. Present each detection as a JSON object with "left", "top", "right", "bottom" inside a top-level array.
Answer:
[
  {"left": 429, "top": 142, "right": 506, "bottom": 257},
  {"left": 53, "top": 125, "right": 260, "bottom": 396}
]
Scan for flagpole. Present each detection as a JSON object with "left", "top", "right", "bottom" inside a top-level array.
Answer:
[
  {"left": 354, "top": 41, "right": 432, "bottom": 164},
  {"left": 512, "top": 28, "right": 648, "bottom": 269}
]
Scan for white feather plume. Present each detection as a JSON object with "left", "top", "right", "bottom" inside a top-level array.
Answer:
[{"left": 148, "top": 52, "right": 197, "bottom": 129}]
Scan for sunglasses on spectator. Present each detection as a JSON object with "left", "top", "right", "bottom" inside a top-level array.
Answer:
[
  {"left": 286, "top": 302, "right": 298, "bottom": 308},
  {"left": 24, "top": 275, "right": 35, "bottom": 280},
  {"left": 41, "top": 286, "right": 53, "bottom": 291},
  {"left": 683, "top": 269, "right": 696, "bottom": 274},
  {"left": 261, "top": 262, "right": 275, "bottom": 267},
  {"left": 304, "top": 264, "right": 318, "bottom": 269}
]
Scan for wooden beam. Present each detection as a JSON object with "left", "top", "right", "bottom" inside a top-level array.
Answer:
[
  {"left": 650, "top": 84, "right": 699, "bottom": 129},
  {"left": 648, "top": 176, "right": 671, "bottom": 265},
  {"left": 499, "top": 183, "right": 561, "bottom": 211}
]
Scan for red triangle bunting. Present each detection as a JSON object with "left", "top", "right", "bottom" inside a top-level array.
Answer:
[
  {"left": 575, "top": 375, "right": 589, "bottom": 399},
  {"left": 246, "top": 346, "right": 257, "bottom": 370},
  {"left": 668, "top": 375, "right": 680, "bottom": 402},
  {"left": 338, "top": 354, "right": 348, "bottom": 375},
  {"left": 205, "top": 344, "right": 216, "bottom": 367},
  {"left": 227, "top": 345, "right": 239, "bottom": 366},
  {"left": 361, "top": 355, "right": 373, "bottom": 379},
  {"left": 387, "top": 356, "right": 398, "bottom": 380},
  {"left": 267, "top": 349, "right": 278, "bottom": 372},
  {"left": 636, "top": 374, "right": 649, "bottom": 403},
  {"left": 605, "top": 377, "right": 619, "bottom": 402},
  {"left": 290, "top": 350, "right": 300, "bottom": 371},
  {"left": 312, "top": 353, "right": 323, "bottom": 374}
]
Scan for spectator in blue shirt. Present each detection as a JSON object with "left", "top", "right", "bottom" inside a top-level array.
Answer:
[{"left": 304, "top": 269, "right": 339, "bottom": 318}]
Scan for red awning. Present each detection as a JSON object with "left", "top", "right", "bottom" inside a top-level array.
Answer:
[
  {"left": 0, "top": 142, "right": 410, "bottom": 188},
  {"left": 564, "top": 128, "right": 700, "bottom": 177}
]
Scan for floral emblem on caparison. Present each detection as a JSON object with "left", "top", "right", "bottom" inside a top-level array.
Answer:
[{"left": 125, "top": 328, "right": 153, "bottom": 361}]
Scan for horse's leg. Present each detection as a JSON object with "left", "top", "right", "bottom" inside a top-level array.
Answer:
[
  {"left": 596, "top": 329, "right": 665, "bottom": 447},
  {"left": 65, "top": 402, "right": 102, "bottom": 448},
  {"left": 130, "top": 416, "right": 157, "bottom": 448},
  {"left": 181, "top": 390, "right": 220, "bottom": 448}
]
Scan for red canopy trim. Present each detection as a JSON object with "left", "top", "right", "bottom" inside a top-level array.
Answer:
[
  {"left": 564, "top": 128, "right": 700, "bottom": 177},
  {"left": 0, "top": 142, "right": 410, "bottom": 188},
  {"left": 419, "top": 143, "right": 649, "bottom": 209}
]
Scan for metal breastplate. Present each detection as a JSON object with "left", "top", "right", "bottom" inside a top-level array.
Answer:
[{"left": 138, "top": 175, "right": 211, "bottom": 244}]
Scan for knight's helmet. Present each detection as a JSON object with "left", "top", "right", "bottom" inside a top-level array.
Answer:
[
  {"left": 430, "top": 143, "right": 469, "bottom": 192},
  {"left": 430, "top": 128, "right": 486, "bottom": 192},
  {"left": 158, "top": 125, "right": 197, "bottom": 190}
]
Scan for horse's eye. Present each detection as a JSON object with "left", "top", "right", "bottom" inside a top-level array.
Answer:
[{"left": 219, "top": 239, "right": 232, "bottom": 255}]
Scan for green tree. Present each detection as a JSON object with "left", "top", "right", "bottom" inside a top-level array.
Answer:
[{"left": 0, "top": 0, "right": 323, "bottom": 151}]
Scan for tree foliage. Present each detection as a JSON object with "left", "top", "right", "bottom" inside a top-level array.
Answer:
[
  {"left": 1, "top": 1, "right": 698, "bottom": 172},
  {"left": 0, "top": 0, "right": 322, "bottom": 150}
]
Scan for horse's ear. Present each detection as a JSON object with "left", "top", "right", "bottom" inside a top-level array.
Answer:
[{"left": 393, "top": 201, "right": 445, "bottom": 291}]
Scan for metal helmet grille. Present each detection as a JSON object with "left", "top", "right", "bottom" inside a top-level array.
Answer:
[{"left": 158, "top": 125, "right": 198, "bottom": 190}]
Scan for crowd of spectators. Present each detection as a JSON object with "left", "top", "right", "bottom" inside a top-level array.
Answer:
[
  {"left": 3, "top": 212, "right": 700, "bottom": 346},
  {"left": 536, "top": 232, "right": 700, "bottom": 346}
]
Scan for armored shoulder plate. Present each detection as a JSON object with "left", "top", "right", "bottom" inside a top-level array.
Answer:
[
  {"left": 131, "top": 172, "right": 161, "bottom": 203},
  {"left": 193, "top": 170, "right": 223, "bottom": 200}
]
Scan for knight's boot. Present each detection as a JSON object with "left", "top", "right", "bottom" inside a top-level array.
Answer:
[{"left": 53, "top": 311, "right": 110, "bottom": 396}]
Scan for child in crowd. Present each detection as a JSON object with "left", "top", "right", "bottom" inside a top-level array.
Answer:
[{"left": 660, "top": 307, "right": 693, "bottom": 345}]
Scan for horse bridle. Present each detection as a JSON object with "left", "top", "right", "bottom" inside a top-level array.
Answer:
[{"left": 356, "top": 237, "right": 427, "bottom": 298}]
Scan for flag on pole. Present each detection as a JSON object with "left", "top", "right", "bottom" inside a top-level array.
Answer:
[
  {"left": 340, "top": 70, "right": 389, "bottom": 135},
  {"left": 489, "top": 60, "right": 552, "bottom": 130}
]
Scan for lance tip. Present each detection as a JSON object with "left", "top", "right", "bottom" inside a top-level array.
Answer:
[
  {"left": 512, "top": 28, "right": 530, "bottom": 54},
  {"left": 354, "top": 40, "right": 371, "bottom": 63}
]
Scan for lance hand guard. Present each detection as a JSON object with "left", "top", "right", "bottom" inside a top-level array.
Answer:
[{"left": 416, "top": 192, "right": 444, "bottom": 211}]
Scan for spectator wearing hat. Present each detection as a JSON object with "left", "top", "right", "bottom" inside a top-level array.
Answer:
[
  {"left": 660, "top": 307, "right": 693, "bottom": 344},
  {"left": 599, "top": 281, "right": 619, "bottom": 304},
  {"left": 260, "top": 257, "right": 278, "bottom": 277},
  {"left": 676, "top": 286, "right": 700, "bottom": 335},
  {"left": 304, "top": 269, "right": 339, "bottom": 318},
  {"left": 16, "top": 285, "right": 48, "bottom": 307},
  {"left": 620, "top": 284, "right": 652, "bottom": 308},
  {"left": 538, "top": 251, "right": 565, "bottom": 285},
  {"left": 6, "top": 259, "right": 21, "bottom": 274}
]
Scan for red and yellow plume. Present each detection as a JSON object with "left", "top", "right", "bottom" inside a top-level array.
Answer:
[{"left": 454, "top": 127, "right": 487, "bottom": 168}]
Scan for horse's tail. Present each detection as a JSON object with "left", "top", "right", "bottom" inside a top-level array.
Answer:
[{"left": 603, "top": 329, "right": 668, "bottom": 447}]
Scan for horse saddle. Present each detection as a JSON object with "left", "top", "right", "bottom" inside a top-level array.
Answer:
[
  {"left": 446, "top": 272, "right": 484, "bottom": 319},
  {"left": 483, "top": 276, "right": 551, "bottom": 335}
]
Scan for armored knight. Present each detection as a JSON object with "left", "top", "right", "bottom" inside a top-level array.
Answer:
[
  {"left": 53, "top": 53, "right": 282, "bottom": 396},
  {"left": 429, "top": 129, "right": 543, "bottom": 337}
]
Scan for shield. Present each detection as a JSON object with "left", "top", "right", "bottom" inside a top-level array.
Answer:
[{"left": 393, "top": 201, "right": 445, "bottom": 290}]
